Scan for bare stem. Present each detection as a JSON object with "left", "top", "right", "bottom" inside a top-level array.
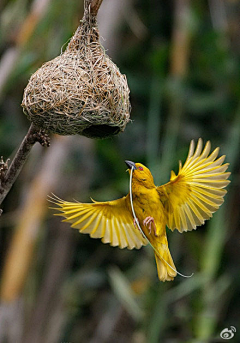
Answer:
[
  {"left": 0, "top": 124, "right": 50, "bottom": 209},
  {"left": 84, "top": 0, "right": 103, "bottom": 16},
  {"left": 90, "top": 0, "right": 103, "bottom": 16}
]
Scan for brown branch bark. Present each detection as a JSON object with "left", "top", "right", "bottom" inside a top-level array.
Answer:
[
  {"left": 84, "top": 0, "right": 103, "bottom": 16},
  {"left": 90, "top": 0, "right": 103, "bottom": 15},
  {"left": 0, "top": 124, "right": 50, "bottom": 210}
]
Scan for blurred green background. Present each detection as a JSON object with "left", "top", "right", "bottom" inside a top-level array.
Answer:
[{"left": 0, "top": 0, "right": 239, "bottom": 342}]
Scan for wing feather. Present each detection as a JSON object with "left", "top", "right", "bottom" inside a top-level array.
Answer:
[
  {"left": 157, "top": 139, "right": 230, "bottom": 232},
  {"left": 50, "top": 194, "right": 147, "bottom": 249}
]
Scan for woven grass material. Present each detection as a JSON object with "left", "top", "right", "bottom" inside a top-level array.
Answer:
[{"left": 22, "top": 2, "right": 131, "bottom": 138}]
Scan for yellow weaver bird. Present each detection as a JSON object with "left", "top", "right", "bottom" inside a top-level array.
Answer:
[{"left": 51, "top": 139, "right": 230, "bottom": 281}]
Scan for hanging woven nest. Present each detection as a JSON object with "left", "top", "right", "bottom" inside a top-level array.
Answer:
[{"left": 21, "top": 0, "right": 131, "bottom": 139}]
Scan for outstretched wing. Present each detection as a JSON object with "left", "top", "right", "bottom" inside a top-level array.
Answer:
[
  {"left": 157, "top": 139, "right": 230, "bottom": 232},
  {"left": 50, "top": 194, "right": 148, "bottom": 249}
]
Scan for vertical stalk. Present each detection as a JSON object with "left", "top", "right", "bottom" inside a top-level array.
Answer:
[
  {"left": 160, "top": 0, "right": 191, "bottom": 184},
  {"left": 90, "top": 0, "right": 103, "bottom": 15},
  {"left": 146, "top": 77, "right": 162, "bottom": 180}
]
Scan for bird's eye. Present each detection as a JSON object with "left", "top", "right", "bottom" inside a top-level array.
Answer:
[{"left": 138, "top": 166, "right": 143, "bottom": 171}]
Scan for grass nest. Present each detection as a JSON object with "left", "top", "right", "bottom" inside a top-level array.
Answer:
[{"left": 22, "top": 1, "right": 131, "bottom": 138}]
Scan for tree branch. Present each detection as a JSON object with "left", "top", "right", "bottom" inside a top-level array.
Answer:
[
  {"left": 0, "top": 124, "right": 50, "bottom": 209},
  {"left": 88, "top": 0, "right": 103, "bottom": 16}
]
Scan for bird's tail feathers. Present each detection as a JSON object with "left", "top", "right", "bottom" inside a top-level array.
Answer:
[{"left": 154, "top": 244, "right": 177, "bottom": 281}]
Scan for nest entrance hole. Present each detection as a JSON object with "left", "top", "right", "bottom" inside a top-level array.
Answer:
[{"left": 82, "top": 124, "right": 120, "bottom": 138}]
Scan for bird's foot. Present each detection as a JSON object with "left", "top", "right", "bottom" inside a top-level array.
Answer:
[{"left": 143, "top": 216, "right": 157, "bottom": 236}]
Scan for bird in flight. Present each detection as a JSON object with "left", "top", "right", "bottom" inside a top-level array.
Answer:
[{"left": 50, "top": 139, "right": 230, "bottom": 281}]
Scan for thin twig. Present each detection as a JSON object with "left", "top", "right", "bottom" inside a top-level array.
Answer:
[
  {"left": 0, "top": 124, "right": 50, "bottom": 209},
  {"left": 89, "top": 0, "right": 103, "bottom": 16}
]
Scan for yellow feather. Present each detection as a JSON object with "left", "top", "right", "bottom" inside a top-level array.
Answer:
[{"left": 157, "top": 139, "right": 230, "bottom": 232}]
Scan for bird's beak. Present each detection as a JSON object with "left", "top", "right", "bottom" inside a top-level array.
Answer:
[{"left": 125, "top": 160, "right": 137, "bottom": 170}]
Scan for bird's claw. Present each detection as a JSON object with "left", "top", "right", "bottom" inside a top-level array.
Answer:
[{"left": 143, "top": 216, "right": 157, "bottom": 236}]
